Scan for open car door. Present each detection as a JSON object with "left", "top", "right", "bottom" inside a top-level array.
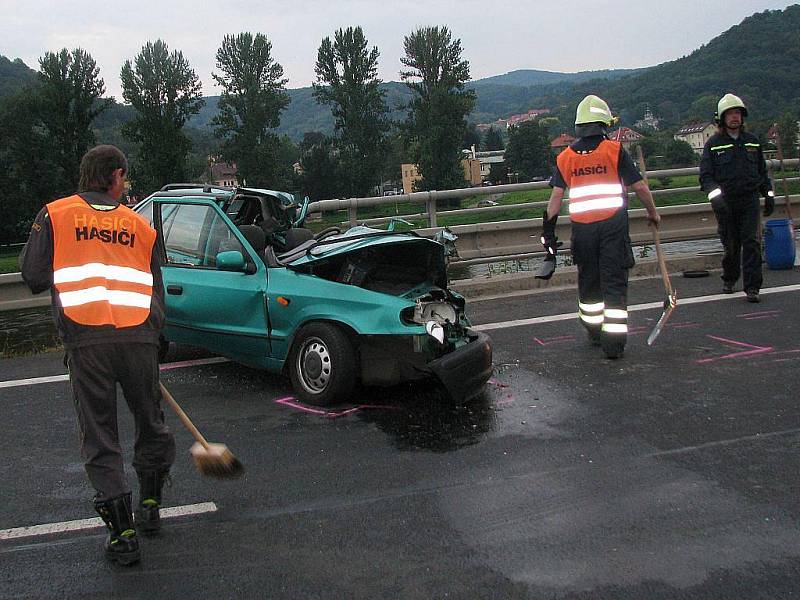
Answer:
[{"left": 153, "top": 197, "right": 271, "bottom": 367}]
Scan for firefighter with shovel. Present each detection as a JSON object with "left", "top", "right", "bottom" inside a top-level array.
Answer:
[{"left": 538, "top": 95, "right": 660, "bottom": 359}]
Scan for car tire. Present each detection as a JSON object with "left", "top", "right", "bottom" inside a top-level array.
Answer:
[{"left": 289, "top": 323, "right": 356, "bottom": 406}]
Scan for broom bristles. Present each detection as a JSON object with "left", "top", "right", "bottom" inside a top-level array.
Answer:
[{"left": 190, "top": 442, "right": 245, "bottom": 479}]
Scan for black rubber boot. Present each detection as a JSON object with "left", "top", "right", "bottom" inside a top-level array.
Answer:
[
  {"left": 602, "top": 341, "right": 625, "bottom": 360},
  {"left": 135, "top": 470, "right": 169, "bottom": 536},
  {"left": 95, "top": 493, "right": 140, "bottom": 566}
]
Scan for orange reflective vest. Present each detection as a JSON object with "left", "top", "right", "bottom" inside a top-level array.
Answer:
[
  {"left": 556, "top": 139, "right": 624, "bottom": 224},
  {"left": 48, "top": 195, "right": 157, "bottom": 328}
]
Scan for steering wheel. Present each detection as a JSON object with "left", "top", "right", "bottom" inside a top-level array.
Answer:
[{"left": 314, "top": 226, "right": 341, "bottom": 240}]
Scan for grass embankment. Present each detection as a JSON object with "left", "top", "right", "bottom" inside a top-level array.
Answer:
[{"left": 0, "top": 249, "right": 21, "bottom": 275}]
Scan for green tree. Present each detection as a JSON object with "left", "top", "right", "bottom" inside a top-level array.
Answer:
[
  {"left": 401, "top": 26, "right": 476, "bottom": 192},
  {"left": 314, "top": 26, "right": 388, "bottom": 198},
  {"left": 213, "top": 32, "right": 290, "bottom": 188},
  {"left": 299, "top": 132, "right": 341, "bottom": 200},
  {"left": 482, "top": 126, "right": 504, "bottom": 151},
  {"left": 120, "top": 40, "right": 204, "bottom": 193},
  {"left": 776, "top": 111, "right": 799, "bottom": 159},
  {"left": 503, "top": 120, "right": 550, "bottom": 182},
  {"left": 463, "top": 123, "right": 481, "bottom": 151},
  {"left": 664, "top": 138, "right": 698, "bottom": 167},
  {"left": 37, "top": 48, "right": 111, "bottom": 191},
  {"left": 0, "top": 90, "right": 62, "bottom": 245}
]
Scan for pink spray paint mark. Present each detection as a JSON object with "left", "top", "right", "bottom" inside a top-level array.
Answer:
[
  {"left": 671, "top": 322, "right": 701, "bottom": 330},
  {"left": 489, "top": 378, "right": 509, "bottom": 388},
  {"left": 159, "top": 357, "right": 230, "bottom": 371},
  {"left": 627, "top": 326, "right": 649, "bottom": 336},
  {"left": 274, "top": 396, "right": 398, "bottom": 419},
  {"left": 695, "top": 335, "right": 773, "bottom": 364},
  {"left": 738, "top": 310, "right": 780, "bottom": 318},
  {"left": 534, "top": 335, "right": 575, "bottom": 346}
]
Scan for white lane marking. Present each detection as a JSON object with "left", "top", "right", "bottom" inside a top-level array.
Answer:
[
  {"left": 0, "top": 502, "right": 217, "bottom": 541},
  {"left": 472, "top": 283, "right": 800, "bottom": 332},
  {"left": 0, "top": 357, "right": 231, "bottom": 389},
  {"left": 0, "top": 374, "right": 68, "bottom": 389}
]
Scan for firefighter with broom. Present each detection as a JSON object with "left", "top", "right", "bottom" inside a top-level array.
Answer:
[
  {"left": 20, "top": 145, "right": 174, "bottom": 566},
  {"left": 538, "top": 95, "right": 660, "bottom": 359}
]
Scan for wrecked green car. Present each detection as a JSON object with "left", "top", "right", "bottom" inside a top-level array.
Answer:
[{"left": 137, "top": 185, "right": 492, "bottom": 405}]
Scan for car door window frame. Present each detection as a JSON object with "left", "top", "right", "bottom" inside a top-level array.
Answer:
[{"left": 153, "top": 198, "right": 263, "bottom": 273}]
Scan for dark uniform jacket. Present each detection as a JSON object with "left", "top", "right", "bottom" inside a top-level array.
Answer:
[
  {"left": 19, "top": 191, "right": 165, "bottom": 349},
  {"left": 699, "top": 130, "right": 772, "bottom": 198}
]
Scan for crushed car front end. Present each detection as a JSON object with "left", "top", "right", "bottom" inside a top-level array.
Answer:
[{"left": 285, "top": 227, "right": 493, "bottom": 401}]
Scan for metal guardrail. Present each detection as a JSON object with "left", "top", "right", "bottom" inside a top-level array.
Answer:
[{"left": 307, "top": 160, "right": 799, "bottom": 229}]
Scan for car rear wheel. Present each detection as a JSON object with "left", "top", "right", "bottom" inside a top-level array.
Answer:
[{"left": 289, "top": 323, "right": 356, "bottom": 406}]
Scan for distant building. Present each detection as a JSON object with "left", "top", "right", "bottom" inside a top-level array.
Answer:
[
  {"left": 210, "top": 160, "right": 238, "bottom": 187},
  {"left": 462, "top": 148, "right": 506, "bottom": 182},
  {"left": 634, "top": 106, "right": 661, "bottom": 131},
  {"left": 766, "top": 121, "right": 800, "bottom": 157},
  {"left": 674, "top": 122, "right": 717, "bottom": 155},
  {"left": 607, "top": 127, "right": 644, "bottom": 152},
  {"left": 401, "top": 159, "right": 483, "bottom": 194},
  {"left": 550, "top": 133, "right": 576, "bottom": 154},
  {"left": 477, "top": 108, "right": 550, "bottom": 132}
]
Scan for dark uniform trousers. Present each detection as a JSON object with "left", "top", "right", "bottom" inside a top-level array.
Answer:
[
  {"left": 571, "top": 209, "right": 634, "bottom": 348},
  {"left": 712, "top": 192, "right": 762, "bottom": 292},
  {"left": 68, "top": 342, "right": 175, "bottom": 500}
]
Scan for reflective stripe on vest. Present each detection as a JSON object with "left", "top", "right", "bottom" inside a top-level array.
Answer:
[
  {"left": 48, "top": 195, "right": 156, "bottom": 328},
  {"left": 557, "top": 139, "right": 624, "bottom": 224}
]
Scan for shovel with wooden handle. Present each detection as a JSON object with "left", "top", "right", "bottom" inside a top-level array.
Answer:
[{"left": 647, "top": 224, "right": 677, "bottom": 346}]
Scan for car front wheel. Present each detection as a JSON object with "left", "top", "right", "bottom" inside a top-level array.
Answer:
[{"left": 289, "top": 323, "right": 356, "bottom": 406}]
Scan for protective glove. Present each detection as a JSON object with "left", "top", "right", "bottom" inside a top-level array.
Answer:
[
  {"left": 708, "top": 188, "right": 727, "bottom": 216},
  {"left": 763, "top": 191, "right": 775, "bottom": 217},
  {"left": 536, "top": 210, "right": 561, "bottom": 280},
  {"left": 539, "top": 210, "right": 561, "bottom": 255}
]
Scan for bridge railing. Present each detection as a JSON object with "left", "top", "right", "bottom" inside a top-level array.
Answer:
[{"left": 306, "top": 159, "right": 799, "bottom": 266}]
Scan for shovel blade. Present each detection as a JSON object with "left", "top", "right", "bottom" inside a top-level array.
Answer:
[{"left": 535, "top": 256, "right": 556, "bottom": 280}]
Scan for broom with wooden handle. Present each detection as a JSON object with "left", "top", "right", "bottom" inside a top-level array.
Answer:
[{"left": 159, "top": 382, "right": 244, "bottom": 479}]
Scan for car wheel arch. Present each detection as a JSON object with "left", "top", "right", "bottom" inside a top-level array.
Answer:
[{"left": 285, "top": 319, "right": 361, "bottom": 406}]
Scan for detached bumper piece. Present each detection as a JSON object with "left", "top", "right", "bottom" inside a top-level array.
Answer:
[{"left": 427, "top": 330, "right": 493, "bottom": 402}]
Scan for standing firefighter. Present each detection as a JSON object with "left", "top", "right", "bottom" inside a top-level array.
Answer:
[
  {"left": 19, "top": 145, "right": 175, "bottom": 566},
  {"left": 540, "top": 95, "right": 660, "bottom": 359},
  {"left": 700, "top": 93, "right": 774, "bottom": 302}
]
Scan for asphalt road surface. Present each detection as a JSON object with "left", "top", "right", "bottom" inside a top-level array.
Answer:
[{"left": 1, "top": 267, "right": 799, "bottom": 599}]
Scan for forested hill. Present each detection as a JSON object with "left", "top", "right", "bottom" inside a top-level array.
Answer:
[
  {"left": 471, "top": 68, "right": 643, "bottom": 88},
  {"left": 522, "top": 5, "right": 800, "bottom": 127},
  {"left": 0, "top": 56, "right": 36, "bottom": 98}
]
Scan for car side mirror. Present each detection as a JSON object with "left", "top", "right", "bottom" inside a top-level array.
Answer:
[{"left": 216, "top": 250, "right": 247, "bottom": 272}]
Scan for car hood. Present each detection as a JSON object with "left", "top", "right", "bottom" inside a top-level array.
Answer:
[{"left": 286, "top": 226, "right": 449, "bottom": 294}]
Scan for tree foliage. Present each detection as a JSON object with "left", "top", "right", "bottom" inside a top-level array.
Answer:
[
  {"left": 482, "top": 126, "right": 504, "bottom": 151},
  {"left": 38, "top": 48, "right": 111, "bottom": 190},
  {"left": 776, "top": 111, "right": 799, "bottom": 159},
  {"left": 503, "top": 121, "right": 551, "bottom": 182},
  {"left": 0, "top": 90, "right": 62, "bottom": 245},
  {"left": 120, "top": 40, "right": 204, "bottom": 193},
  {"left": 401, "top": 26, "right": 475, "bottom": 192},
  {"left": 299, "top": 132, "right": 341, "bottom": 201},
  {"left": 314, "top": 26, "right": 388, "bottom": 198},
  {"left": 213, "top": 32, "right": 291, "bottom": 188}
]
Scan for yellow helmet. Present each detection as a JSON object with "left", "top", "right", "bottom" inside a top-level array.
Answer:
[
  {"left": 575, "top": 95, "right": 618, "bottom": 126},
  {"left": 716, "top": 93, "right": 748, "bottom": 121}
]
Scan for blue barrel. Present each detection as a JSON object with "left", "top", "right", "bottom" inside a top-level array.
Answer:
[{"left": 764, "top": 219, "right": 796, "bottom": 270}]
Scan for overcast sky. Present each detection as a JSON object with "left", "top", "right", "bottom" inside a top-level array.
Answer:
[{"left": 0, "top": 0, "right": 794, "bottom": 101}]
